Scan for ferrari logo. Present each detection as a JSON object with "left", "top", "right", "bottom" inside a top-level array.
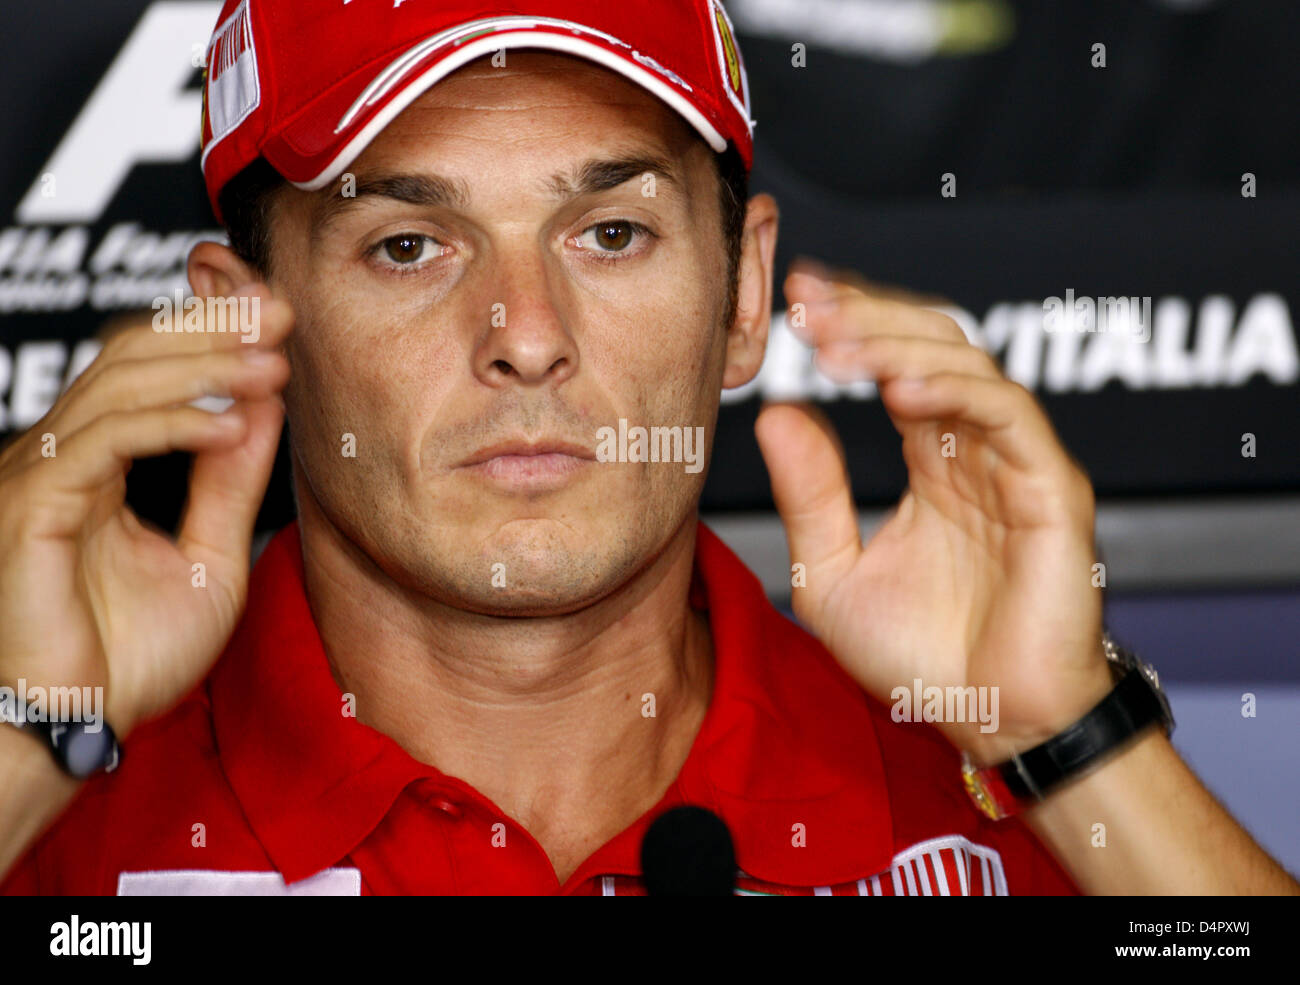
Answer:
[
  {"left": 199, "top": 65, "right": 209, "bottom": 152},
  {"left": 714, "top": 4, "right": 741, "bottom": 95}
]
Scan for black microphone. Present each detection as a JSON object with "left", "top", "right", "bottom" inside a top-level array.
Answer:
[{"left": 640, "top": 805, "right": 736, "bottom": 896}]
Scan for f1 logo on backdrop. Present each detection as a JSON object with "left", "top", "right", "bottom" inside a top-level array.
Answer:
[
  {"left": 16, "top": 2, "right": 222, "bottom": 224},
  {"left": 0, "top": 3, "right": 221, "bottom": 434}
]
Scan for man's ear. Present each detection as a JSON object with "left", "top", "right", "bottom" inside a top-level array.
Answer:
[
  {"left": 187, "top": 240, "right": 262, "bottom": 298},
  {"left": 722, "top": 192, "right": 778, "bottom": 390}
]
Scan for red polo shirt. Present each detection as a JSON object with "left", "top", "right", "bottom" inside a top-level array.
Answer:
[{"left": 3, "top": 522, "right": 1080, "bottom": 896}]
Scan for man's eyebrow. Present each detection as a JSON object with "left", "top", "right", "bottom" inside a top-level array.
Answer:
[
  {"left": 313, "top": 172, "right": 471, "bottom": 231},
  {"left": 312, "top": 154, "right": 682, "bottom": 232},
  {"left": 544, "top": 155, "right": 682, "bottom": 199}
]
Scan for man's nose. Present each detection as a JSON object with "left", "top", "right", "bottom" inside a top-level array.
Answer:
[{"left": 471, "top": 249, "right": 579, "bottom": 388}]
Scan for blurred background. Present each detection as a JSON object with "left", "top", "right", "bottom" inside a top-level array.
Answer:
[{"left": 1, "top": 1, "right": 1296, "bottom": 874}]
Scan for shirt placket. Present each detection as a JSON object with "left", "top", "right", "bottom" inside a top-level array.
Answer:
[{"left": 346, "top": 776, "right": 562, "bottom": 894}]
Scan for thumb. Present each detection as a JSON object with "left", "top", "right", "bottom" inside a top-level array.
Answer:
[
  {"left": 177, "top": 394, "right": 285, "bottom": 604},
  {"left": 754, "top": 402, "right": 860, "bottom": 607}
]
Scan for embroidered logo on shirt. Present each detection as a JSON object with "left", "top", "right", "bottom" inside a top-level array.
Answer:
[{"left": 599, "top": 835, "right": 1008, "bottom": 896}]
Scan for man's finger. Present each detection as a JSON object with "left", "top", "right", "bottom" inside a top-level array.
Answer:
[
  {"left": 70, "top": 286, "right": 293, "bottom": 395},
  {"left": 43, "top": 349, "right": 289, "bottom": 446},
  {"left": 30, "top": 407, "right": 250, "bottom": 530},
  {"left": 177, "top": 396, "right": 285, "bottom": 603},
  {"left": 754, "top": 402, "right": 860, "bottom": 609},
  {"left": 813, "top": 334, "right": 1002, "bottom": 385},
  {"left": 879, "top": 373, "right": 1074, "bottom": 474},
  {"left": 784, "top": 265, "right": 966, "bottom": 345}
]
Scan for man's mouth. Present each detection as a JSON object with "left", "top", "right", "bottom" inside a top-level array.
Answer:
[{"left": 457, "top": 438, "right": 597, "bottom": 489}]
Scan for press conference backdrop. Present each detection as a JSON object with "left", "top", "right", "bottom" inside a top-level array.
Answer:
[{"left": 1, "top": 1, "right": 1296, "bottom": 875}]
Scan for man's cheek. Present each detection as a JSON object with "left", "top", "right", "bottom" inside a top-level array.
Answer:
[{"left": 288, "top": 373, "right": 376, "bottom": 476}]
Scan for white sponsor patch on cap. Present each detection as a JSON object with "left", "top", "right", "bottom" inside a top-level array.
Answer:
[{"left": 205, "top": 0, "right": 260, "bottom": 149}]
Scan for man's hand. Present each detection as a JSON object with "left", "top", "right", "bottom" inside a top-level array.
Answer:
[
  {"left": 755, "top": 261, "right": 1113, "bottom": 764},
  {"left": 0, "top": 284, "right": 292, "bottom": 741}
]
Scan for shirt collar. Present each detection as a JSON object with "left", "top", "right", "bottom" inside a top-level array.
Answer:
[
  {"left": 209, "top": 523, "right": 434, "bottom": 883},
  {"left": 211, "top": 521, "right": 895, "bottom": 888},
  {"left": 567, "top": 524, "right": 896, "bottom": 888}
]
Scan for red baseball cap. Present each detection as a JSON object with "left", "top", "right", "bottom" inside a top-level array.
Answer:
[{"left": 199, "top": 1, "right": 755, "bottom": 222}]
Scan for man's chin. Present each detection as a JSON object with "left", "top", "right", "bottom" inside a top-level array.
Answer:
[
  {"left": 436, "top": 560, "right": 624, "bottom": 618},
  {"left": 425, "top": 520, "right": 629, "bottom": 616},
  {"left": 450, "top": 586, "right": 606, "bottom": 619}
]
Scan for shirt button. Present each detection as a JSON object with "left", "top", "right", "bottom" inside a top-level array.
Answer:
[{"left": 430, "top": 796, "right": 463, "bottom": 820}]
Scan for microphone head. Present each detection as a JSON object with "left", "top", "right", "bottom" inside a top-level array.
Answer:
[{"left": 640, "top": 805, "right": 736, "bottom": 896}]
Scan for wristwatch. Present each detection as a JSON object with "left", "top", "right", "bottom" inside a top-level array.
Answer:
[
  {"left": 3, "top": 700, "right": 121, "bottom": 780},
  {"left": 961, "top": 632, "right": 1174, "bottom": 821}
]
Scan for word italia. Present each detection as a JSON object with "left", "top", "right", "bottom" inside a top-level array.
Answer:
[
  {"left": 595, "top": 418, "right": 706, "bottom": 474},
  {"left": 151, "top": 289, "right": 260, "bottom": 342},
  {"left": 722, "top": 292, "right": 1297, "bottom": 404},
  {"left": 890, "top": 679, "right": 999, "bottom": 734},
  {"left": 49, "top": 915, "right": 151, "bottom": 965}
]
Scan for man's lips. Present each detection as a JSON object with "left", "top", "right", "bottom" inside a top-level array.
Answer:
[
  {"left": 456, "top": 439, "right": 597, "bottom": 487},
  {"left": 458, "top": 438, "right": 597, "bottom": 467}
]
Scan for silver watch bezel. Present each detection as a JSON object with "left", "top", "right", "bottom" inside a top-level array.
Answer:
[{"left": 1101, "top": 631, "right": 1175, "bottom": 735}]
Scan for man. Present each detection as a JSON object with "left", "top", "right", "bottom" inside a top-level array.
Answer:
[{"left": 0, "top": 0, "right": 1294, "bottom": 895}]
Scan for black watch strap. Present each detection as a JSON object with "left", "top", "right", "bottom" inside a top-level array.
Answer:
[
  {"left": 1001, "top": 666, "right": 1171, "bottom": 803},
  {"left": 963, "top": 660, "right": 1174, "bottom": 820}
]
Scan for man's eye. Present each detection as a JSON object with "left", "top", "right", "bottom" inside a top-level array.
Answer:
[
  {"left": 576, "top": 220, "right": 648, "bottom": 254},
  {"left": 375, "top": 234, "right": 444, "bottom": 266}
]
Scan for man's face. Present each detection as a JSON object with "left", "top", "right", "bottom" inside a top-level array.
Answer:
[{"left": 267, "top": 52, "right": 748, "bottom": 615}]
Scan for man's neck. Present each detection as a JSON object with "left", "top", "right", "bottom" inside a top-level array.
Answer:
[{"left": 296, "top": 504, "right": 713, "bottom": 885}]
